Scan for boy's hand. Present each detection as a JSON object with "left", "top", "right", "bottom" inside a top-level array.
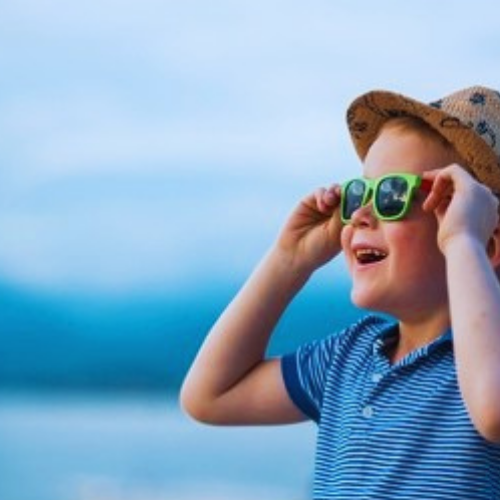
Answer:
[
  {"left": 422, "top": 165, "right": 500, "bottom": 254},
  {"left": 275, "top": 184, "right": 343, "bottom": 274}
]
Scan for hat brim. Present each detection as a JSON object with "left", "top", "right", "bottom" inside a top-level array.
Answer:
[{"left": 346, "top": 90, "right": 500, "bottom": 192}]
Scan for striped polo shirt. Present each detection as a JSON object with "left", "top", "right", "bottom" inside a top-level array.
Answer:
[{"left": 281, "top": 314, "right": 500, "bottom": 499}]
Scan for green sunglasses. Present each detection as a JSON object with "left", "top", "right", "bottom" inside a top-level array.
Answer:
[{"left": 340, "top": 173, "right": 432, "bottom": 224}]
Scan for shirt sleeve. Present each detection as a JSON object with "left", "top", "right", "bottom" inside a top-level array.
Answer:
[
  {"left": 281, "top": 315, "right": 390, "bottom": 423},
  {"left": 281, "top": 333, "right": 341, "bottom": 422}
]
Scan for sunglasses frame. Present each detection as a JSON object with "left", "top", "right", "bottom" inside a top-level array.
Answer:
[{"left": 340, "top": 173, "right": 431, "bottom": 224}]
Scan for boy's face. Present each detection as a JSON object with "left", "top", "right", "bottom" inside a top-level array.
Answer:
[{"left": 341, "top": 127, "right": 456, "bottom": 321}]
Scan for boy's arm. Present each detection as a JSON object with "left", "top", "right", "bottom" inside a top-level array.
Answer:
[
  {"left": 180, "top": 186, "right": 343, "bottom": 425},
  {"left": 424, "top": 165, "right": 500, "bottom": 442}
]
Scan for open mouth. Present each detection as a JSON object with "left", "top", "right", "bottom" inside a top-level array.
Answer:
[{"left": 354, "top": 248, "right": 388, "bottom": 265}]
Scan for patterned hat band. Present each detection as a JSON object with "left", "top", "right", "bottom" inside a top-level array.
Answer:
[{"left": 346, "top": 86, "right": 500, "bottom": 193}]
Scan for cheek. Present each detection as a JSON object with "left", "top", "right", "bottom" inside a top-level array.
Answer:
[
  {"left": 339, "top": 225, "right": 355, "bottom": 270},
  {"left": 340, "top": 225, "right": 353, "bottom": 254},
  {"left": 390, "top": 220, "right": 442, "bottom": 268}
]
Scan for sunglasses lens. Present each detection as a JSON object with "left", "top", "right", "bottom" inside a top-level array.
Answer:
[
  {"left": 343, "top": 180, "right": 366, "bottom": 220},
  {"left": 376, "top": 177, "right": 409, "bottom": 218}
]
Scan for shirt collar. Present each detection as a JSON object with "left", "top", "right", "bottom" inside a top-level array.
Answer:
[{"left": 373, "top": 322, "right": 453, "bottom": 365}]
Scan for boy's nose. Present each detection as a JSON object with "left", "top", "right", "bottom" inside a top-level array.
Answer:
[{"left": 350, "top": 201, "right": 377, "bottom": 228}]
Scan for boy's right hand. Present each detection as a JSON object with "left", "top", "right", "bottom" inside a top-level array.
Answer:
[{"left": 275, "top": 184, "right": 343, "bottom": 275}]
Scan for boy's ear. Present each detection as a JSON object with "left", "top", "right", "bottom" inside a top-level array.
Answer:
[{"left": 487, "top": 226, "right": 500, "bottom": 270}]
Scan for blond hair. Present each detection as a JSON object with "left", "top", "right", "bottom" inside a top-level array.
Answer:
[{"left": 379, "top": 116, "right": 467, "bottom": 167}]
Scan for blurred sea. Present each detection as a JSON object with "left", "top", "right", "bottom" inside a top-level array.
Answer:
[
  {"left": 0, "top": 273, "right": 360, "bottom": 393},
  {"left": 0, "top": 272, "right": 363, "bottom": 500},
  {"left": 0, "top": 392, "right": 316, "bottom": 500}
]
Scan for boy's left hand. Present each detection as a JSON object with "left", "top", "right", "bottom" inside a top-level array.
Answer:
[{"left": 422, "top": 165, "right": 500, "bottom": 254}]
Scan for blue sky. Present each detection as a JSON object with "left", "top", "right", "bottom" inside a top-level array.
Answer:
[{"left": 0, "top": 0, "right": 499, "bottom": 294}]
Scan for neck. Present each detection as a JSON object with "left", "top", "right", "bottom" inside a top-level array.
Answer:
[{"left": 389, "top": 310, "right": 450, "bottom": 364}]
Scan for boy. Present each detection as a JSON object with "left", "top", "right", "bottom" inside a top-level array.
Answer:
[{"left": 181, "top": 86, "right": 500, "bottom": 499}]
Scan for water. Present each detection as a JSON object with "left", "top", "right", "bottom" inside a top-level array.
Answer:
[{"left": 0, "top": 393, "right": 316, "bottom": 500}]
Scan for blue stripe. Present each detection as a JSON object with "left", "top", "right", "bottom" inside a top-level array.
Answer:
[
  {"left": 281, "top": 353, "right": 319, "bottom": 421},
  {"left": 281, "top": 315, "right": 500, "bottom": 499}
]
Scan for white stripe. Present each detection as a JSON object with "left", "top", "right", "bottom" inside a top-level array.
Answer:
[{"left": 283, "top": 315, "right": 500, "bottom": 499}]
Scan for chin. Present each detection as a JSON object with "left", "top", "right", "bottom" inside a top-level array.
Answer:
[
  {"left": 350, "top": 288, "right": 397, "bottom": 315},
  {"left": 351, "top": 288, "right": 378, "bottom": 311}
]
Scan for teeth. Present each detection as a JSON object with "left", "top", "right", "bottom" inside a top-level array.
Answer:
[
  {"left": 355, "top": 248, "right": 386, "bottom": 257},
  {"left": 355, "top": 248, "right": 387, "bottom": 262}
]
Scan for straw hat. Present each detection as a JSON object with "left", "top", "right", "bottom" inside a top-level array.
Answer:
[{"left": 346, "top": 86, "right": 500, "bottom": 193}]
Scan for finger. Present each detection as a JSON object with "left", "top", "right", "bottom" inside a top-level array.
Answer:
[
  {"left": 323, "top": 184, "right": 341, "bottom": 206},
  {"left": 421, "top": 168, "right": 441, "bottom": 182},
  {"left": 422, "top": 173, "right": 454, "bottom": 213},
  {"left": 315, "top": 185, "right": 341, "bottom": 213}
]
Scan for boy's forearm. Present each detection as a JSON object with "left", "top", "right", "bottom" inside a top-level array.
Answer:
[
  {"left": 445, "top": 235, "right": 500, "bottom": 441},
  {"left": 180, "top": 185, "right": 343, "bottom": 424},
  {"left": 180, "top": 246, "right": 311, "bottom": 419}
]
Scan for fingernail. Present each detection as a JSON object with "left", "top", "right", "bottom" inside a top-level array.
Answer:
[{"left": 324, "top": 191, "right": 335, "bottom": 203}]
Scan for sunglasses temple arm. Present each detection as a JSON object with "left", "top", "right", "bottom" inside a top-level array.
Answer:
[{"left": 420, "top": 178, "right": 434, "bottom": 193}]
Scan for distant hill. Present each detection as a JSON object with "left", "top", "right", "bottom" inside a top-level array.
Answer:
[{"left": 0, "top": 278, "right": 363, "bottom": 394}]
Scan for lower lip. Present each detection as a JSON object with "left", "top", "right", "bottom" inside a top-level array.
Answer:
[{"left": 353, "top": 259, "right": 385, "bottom": 271}]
